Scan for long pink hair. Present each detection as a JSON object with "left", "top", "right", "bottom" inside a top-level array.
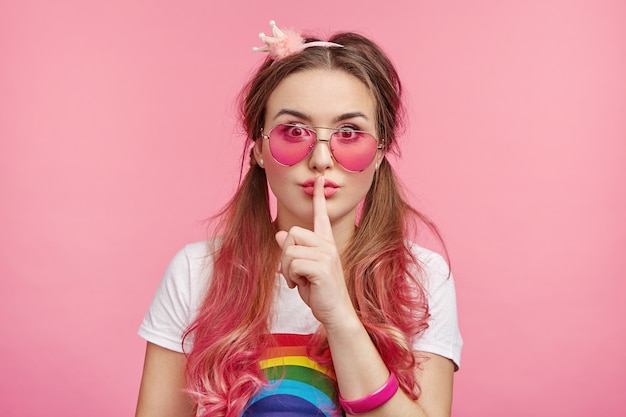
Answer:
[{"left": 184, "top": 32, "right": 444, "bottom": 417}]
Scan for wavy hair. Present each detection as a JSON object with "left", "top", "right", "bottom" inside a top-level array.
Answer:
[{"left": 184, "top": 32, "right": 442, "bottom": 417}]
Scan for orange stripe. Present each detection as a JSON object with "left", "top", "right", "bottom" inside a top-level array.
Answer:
[{"left": 260, "top": 345, "right": 307, "bottom": 360}]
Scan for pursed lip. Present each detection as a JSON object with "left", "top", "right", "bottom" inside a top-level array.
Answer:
[{"left": 301, "top": 177, "right": 339, "bottom": 197}]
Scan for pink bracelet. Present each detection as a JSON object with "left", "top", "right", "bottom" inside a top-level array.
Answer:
[{"left": 338, "top": 371, "right": 399, "bottom": 415}]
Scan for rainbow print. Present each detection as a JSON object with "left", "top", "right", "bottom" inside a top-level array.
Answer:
[{"left": 242, "top": 333, "right": 344, "bottom": 417}]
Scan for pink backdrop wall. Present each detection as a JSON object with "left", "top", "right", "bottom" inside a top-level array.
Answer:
[{"left": 2, "top": 1, "right": 625, "bottom": 415}]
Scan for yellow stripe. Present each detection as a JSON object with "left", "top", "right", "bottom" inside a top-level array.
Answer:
[{"left": 259, "top": 356, "right": 333, "bottom": 377}]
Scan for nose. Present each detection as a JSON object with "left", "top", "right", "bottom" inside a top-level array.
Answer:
[{"left": 307, "top": 133, "right": 334, "bottom": 172}]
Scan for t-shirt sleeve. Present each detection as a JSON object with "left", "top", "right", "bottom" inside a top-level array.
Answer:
[
  {"left": 412, "top": 249, "right": 463, "bottom": 370},
  {"left": 138, "top": 243, "right": 206, "bottom": 353}
]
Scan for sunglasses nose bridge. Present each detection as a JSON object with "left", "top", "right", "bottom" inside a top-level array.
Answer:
[
  {"left": 314, "top": 137, "right": 331, "bottom": 147},
  {"left": 305, "top": 125, "right": 326, "bottom": 140},
  {"left": 306, "top": 128, "right": 335, "bottom": 168},
  {"left": 309, "top": 127, "right": 335, "bottom": 147}
]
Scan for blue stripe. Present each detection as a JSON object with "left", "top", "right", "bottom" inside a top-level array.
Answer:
[{"left": 247, "top": 379, "right": 340, "bottom": 417}]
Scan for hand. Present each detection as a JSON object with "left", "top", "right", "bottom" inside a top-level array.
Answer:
[{"left": 275, "top": 176, "right": 354, "bottom": 326}]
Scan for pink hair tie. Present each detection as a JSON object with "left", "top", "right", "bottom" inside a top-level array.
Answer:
[
  {"left": 338, "top": 371, "right": 400, "bottom": 415},
  {"left": 252, "top": 20, "right": 343, "bottom": 61}
]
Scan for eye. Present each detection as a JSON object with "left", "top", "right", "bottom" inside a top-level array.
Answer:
[
  {"left": 286, "top": 125, "right": 307, "bottom": 137},
  {"left": 334, "top": 127, "right": 361, "bottom": 143},
  {"left": 276, "top": 124, "right": 314, "bottom": 143}
]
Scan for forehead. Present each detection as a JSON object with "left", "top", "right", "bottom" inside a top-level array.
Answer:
[{"left": 265, "top": 69, "right": 376, "bottom": 122}]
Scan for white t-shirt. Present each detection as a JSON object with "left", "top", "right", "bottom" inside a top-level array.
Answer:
[
  {"left": 138, "top": 240, "right": 463, "bottom": 368},
  {"left": 139, "top": 241, "right": 463, "bottom": 415}
]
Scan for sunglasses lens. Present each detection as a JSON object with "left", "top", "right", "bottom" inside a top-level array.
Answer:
[
  {"left": 268, "top": 124, "right": 379, "bottom": 171},
  {"left": 330, "top": 130, "right": 378, "bottom": 171},
  {"left": 268, "top": 124, "right": 315, "bottom": 166}
]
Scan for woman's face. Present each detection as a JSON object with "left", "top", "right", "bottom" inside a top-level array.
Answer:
[{"left": 255, "top": 68, "right": 383, "bottom": 238}]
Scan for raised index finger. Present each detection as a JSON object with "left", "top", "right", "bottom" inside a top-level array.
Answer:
[{"left": 313, "top": 176, "right": 333, "bottom": 240}]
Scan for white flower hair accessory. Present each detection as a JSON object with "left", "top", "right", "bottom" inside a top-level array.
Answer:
[{"left": 252, "top": 20, "right": 343, "bottom": 61}]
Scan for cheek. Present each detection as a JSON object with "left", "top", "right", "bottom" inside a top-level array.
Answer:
[
  {"left": 355, "top": 167, "right": 377, "bottom": 187},
  {"left": 346, "top": 171, "right": 377, "bottom": 203},
  {"left": 262, "top": 159, "right": 290, "bottom": 193}
]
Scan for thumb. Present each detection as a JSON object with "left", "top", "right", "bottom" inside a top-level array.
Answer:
[{"left": 275, "top": 230, "right": 288, "bottom": 249}]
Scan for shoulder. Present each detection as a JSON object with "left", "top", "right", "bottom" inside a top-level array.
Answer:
[
  {"left": 408, "top": 242, "right": 447, "bottom": 266},
  {"left": 175, "top": 240, "right": 212, "bottom": 266},
  {"left": 166, "top": 240, "right": 217, "bottom": 280},
  {"left": 169, "top": 239, "right": 216, "bottom": 300},
  {"left": 406, "top": 242, "right": 451, "bottom": 292},
  {"left": 138, "top": 240, "right": 216, "bottom": 352},
  {"left": 406, "top": 242, "right": 463, "bottom": 369}
]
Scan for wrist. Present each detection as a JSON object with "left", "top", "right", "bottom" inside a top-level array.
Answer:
[
  {"left": 339, "top": 371, "right": 399, "bottom": 415},
  {"left": 322, "top": 307, "right": 361, "bottom": 335}
]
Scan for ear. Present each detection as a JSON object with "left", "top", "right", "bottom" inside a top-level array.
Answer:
[{"left": 253, "top": 139, "right": 264, "bottom": 168}]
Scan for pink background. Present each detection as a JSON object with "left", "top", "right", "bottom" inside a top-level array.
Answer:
[{"left": 2, "top": 0, "right": 625, "bottom": 415}]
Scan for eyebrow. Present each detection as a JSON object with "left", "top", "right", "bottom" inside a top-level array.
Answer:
[{"left": 273, "top": 109, "right": 370, "bottom": 123}]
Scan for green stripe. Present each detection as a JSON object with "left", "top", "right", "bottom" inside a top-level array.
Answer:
[{"left": 263, "top": 365, "right": 338, "bottom": 401}]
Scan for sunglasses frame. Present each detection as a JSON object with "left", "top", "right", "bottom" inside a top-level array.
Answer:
[{"left": 260, "top": 123, "right": 384, "bottom": 172}]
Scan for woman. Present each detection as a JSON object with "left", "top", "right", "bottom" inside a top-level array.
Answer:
[{"left": 136, "top": 21, "right": 462, "bottom": 417}]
